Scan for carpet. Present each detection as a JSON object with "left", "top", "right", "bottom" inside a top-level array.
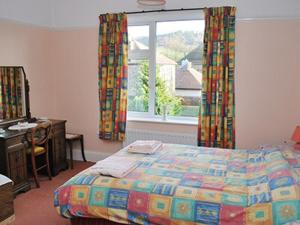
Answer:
[{"left": 13, "top": 161, "right": 94, "bottom": 225}]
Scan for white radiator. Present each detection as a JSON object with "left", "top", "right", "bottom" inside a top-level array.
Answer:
[{"left": 123, "top": 128, "right": 197, "bottom": 147}]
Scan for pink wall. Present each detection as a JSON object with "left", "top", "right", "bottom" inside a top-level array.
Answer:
[
  {"left": 1, "top": 19, "right": 300, "bottom": 155},
  {"left": 51, "top": 28, "right": 123, "bottom": 153},
  {"left": 0, "top": 20, "right": 56, "bottom": 118},
  {"left": 235, "top": 20, "right": 300, "bottom": 148}
]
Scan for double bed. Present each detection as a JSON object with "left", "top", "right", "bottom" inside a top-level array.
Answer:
[{"left": 54, "top": 143, "right": 300, "bottom": 225}]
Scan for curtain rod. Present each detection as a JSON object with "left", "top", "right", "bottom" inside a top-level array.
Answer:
[{"left": 123, "top": 7, "right": 204, "bottom": 15}]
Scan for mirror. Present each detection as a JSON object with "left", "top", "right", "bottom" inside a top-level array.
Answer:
[{"left": 0, "top": 66, "right": 30, "bottom": 123}]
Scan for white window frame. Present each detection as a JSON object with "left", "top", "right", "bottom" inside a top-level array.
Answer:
[{"left": 127, "top": 11, "right": 204, "bottom": 125}]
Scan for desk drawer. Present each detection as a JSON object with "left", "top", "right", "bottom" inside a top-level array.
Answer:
[{"left": 6, "top": 136, "right": 23, "bottom": 147}]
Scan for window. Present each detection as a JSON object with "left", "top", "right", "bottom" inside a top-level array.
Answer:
[{"left": 128, "top": 15, "right": 204, "bottom": 122}]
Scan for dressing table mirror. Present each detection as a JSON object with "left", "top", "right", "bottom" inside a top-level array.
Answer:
[{"left": 0, "top": 66, "right": 31, "bottom": 127}]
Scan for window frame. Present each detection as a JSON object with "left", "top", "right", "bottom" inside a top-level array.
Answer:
[{"left": 127, "top": 11, "right": 204, "bottom": 124}]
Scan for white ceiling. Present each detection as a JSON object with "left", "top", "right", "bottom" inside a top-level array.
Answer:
[
  {"left": 0, "top": 0, "right": 53, "bottom": 27},
  {"left": 0, "top": 0, "right": 300, "bottom": 28}
]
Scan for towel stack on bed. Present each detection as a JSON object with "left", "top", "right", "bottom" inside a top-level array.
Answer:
[
  {"left": 87, "top": 140, "right": 162, "bottom": 178},
  {"left": 87, "top": 156, "right": 138, "bottom": 178},
  {"left": 127, "top": 140, "right": 163, "bottom": 154}
]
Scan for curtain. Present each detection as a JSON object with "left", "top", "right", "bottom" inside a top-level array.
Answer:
[
  {"left": 0, "top": 67, "right": 23, "bottom": 120},
  {"left": 198, "top": 7, "right": 236, "bottom": 149},
  {"left": 98, "top": 13, "right": 128, "bottom": 141}
]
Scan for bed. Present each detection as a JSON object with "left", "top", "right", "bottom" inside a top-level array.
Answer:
[{"left": 54, "top": 144, "right": 300, "bottom": 225}]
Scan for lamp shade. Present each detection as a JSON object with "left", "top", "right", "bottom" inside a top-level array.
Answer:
[{"left": 291, "top": 126, "right": 300, "bottom": 142}]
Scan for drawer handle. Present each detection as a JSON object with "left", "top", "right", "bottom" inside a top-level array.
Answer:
[{"left": 8, "top": 143, "right": 24, "bottom": 149}]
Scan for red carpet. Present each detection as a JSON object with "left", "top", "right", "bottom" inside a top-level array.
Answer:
[{"left": 13, "top": 161, "right": 94, "bottom": 225}]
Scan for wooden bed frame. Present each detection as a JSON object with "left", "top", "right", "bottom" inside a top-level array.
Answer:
[{"left": 71, "top": 218, "right": 124, "bottom": 225}]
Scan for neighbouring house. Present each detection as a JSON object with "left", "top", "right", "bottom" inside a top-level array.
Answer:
[
  {"left": 157, "top": 54, "right": 177, "bottom": 94},
  {"left": 128, "top": 39, "right": 202, "bottom": 115},
  {"left": 178, "top": 45, "right": 203, "bottom": 72},
  {"left": 128, "top": 39, "right": 177, "bottom": 96},
  {"left": 175, "top": 59, "right": 202, "bottom": 106}
]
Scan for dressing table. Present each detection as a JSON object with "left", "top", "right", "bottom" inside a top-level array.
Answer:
[{"left": 0, "top": 67, "right": 68, "bottom": 195}]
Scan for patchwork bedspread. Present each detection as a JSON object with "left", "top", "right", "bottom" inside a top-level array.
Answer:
[{"left": 54, "top": 144, "right": 300, "bottom": 225}]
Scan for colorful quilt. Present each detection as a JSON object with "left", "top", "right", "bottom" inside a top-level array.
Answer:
[{"left": 54, "top": 144, "right": 300, "bottom": 225}]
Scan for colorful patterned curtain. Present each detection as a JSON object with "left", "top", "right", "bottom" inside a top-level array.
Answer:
[
  {"left": 0, "top": 67, "right": 23, "bottom": 120},
  {"left": 198, "top": 7, "right": 236, "bottom": 149},
  {"left": 98, "top": 13, "right": 128, "bottom": 141}
]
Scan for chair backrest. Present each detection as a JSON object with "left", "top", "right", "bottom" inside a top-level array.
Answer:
[{"left": 26, "top": 121, "right": 52, "bottom": 148}]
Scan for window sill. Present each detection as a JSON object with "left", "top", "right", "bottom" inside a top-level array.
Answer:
[{"left": 127, "top": 116, "right": 198, "bottom": 126}]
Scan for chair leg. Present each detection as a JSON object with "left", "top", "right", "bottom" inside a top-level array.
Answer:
[
  {"left": 68, "top": 140, "right": 74, "bottom": 169},
  {"left": 80, "top": 135, "right": 87, "bottom": 162},
  {"left": 45, "top": 146, "right": 52, "bottom": 180},
  {"left": 31, "top": 154, "right": 40, "bottom": 188}
]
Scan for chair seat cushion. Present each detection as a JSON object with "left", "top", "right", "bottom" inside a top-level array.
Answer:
[
  {"left": 26, "top": 146, "right": 45, "bottom": 155},
  {"left": 66, "top": 133, "right": 81, "bottom": 140}
]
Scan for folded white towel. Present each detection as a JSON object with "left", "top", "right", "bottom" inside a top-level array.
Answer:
[
  {"left": 87, "top": 156, "right": 138, "bottom": 178},
  {"left": 128, "top": 140, "right": 163, "bottom": 154},
  {"left": 0, "top": 174, "right": 13, "bottom": 185}
]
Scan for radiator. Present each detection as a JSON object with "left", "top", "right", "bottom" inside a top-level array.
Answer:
[{"left": 123, "top": 128, "right": 197, "bottom": 147}]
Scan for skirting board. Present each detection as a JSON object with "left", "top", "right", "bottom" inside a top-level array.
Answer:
[{"left": 67, "top": 148, "right": 112, "bottom": 162}]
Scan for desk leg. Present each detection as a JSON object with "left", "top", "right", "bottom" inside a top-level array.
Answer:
[
  {"left": 80, "top": 135, "right": 87, "bottom": 162},
  {"left": 67, "top": 140, "right": 74, "bottom": 169}
]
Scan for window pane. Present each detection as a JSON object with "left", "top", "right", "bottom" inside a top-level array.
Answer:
[
  {"left": 128, "top": 60, "right": 149, "bottom": 112},
  {"left": 128, "top": 25, "right": 150, "bottom": 113},
  {"left": 128, "top": 25, "right": 149, "bottom": 51},
  {"left": 155, "top": 20, "right": 204, "bottom": 117}
]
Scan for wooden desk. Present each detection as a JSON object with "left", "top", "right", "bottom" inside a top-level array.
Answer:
[{"left": 0, "top": 119, "right": 67, "bottom": 195}]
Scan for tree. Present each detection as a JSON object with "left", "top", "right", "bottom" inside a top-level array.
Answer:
[{"left": 128, "top": 61, "right": 183, "bottom": 116}]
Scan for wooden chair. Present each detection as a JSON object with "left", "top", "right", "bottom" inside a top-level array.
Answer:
[
  {"left": 26, "top": 121, "right": 52, "bottom": 188},
  {"left": 66, "top": 133, "right": 86, "bottom": 169}
]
